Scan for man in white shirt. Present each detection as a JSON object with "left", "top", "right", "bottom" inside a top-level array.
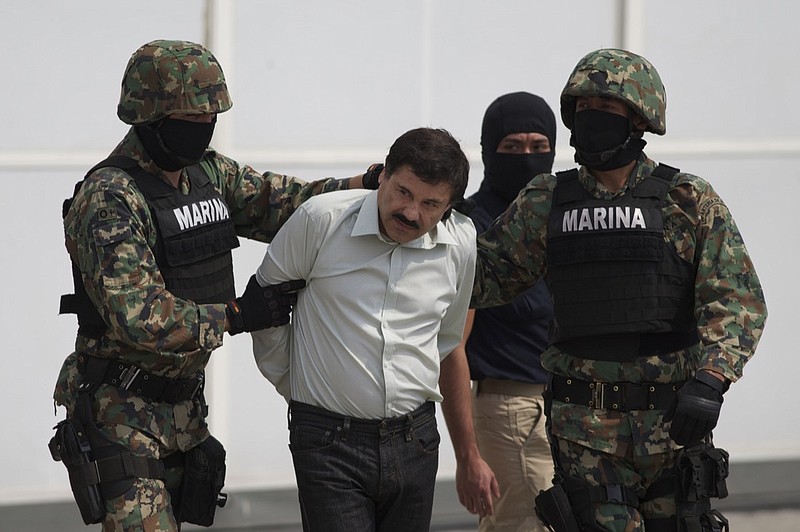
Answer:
[{"left": 251, "top": 128, "right": 498, "bottom": 532}]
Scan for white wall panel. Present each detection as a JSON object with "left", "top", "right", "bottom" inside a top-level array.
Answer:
[{"left": 0, "top": 0, "right": 796, "bottom": 505}]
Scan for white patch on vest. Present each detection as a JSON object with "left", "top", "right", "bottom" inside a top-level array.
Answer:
[
  {"left": 562, "top": 206, "right": 646, "bottom": 232},
  {"left": 173, "top": 198, "right": 231, "bottom": 231}
]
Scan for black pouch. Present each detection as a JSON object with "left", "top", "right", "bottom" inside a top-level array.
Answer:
[
  {"left": 534, "top": 484, "right": 582, "bottom": 532},
  {"left": 677, "top": 443, "right": 729, "bottom": 502},
  {"left": 676, "top": 443, "right": 730, "bottom": 532},
  {"left": 49, "top": 419, "right": 106, "bottom": 525},
  {"left": 178, "top": 435, "right": 228, "bottom": 526}
]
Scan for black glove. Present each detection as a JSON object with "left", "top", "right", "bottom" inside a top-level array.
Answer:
[
  {"left": 664, "top": 371, "right": 726, "bottom": 446},
  {"left": 362, "top": 163, "right": 384, "bottom": 190},
  {"left": 226, "top": 275, "right": 306, "bottom": 335}
]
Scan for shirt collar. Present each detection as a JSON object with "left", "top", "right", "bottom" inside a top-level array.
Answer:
[{"left": 351, "top": 190, "right": 459, "bottom": 249}]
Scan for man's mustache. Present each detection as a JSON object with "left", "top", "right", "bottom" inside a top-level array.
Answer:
[{"left": 393, "top": 213, "right": 420, "bottom": 230}]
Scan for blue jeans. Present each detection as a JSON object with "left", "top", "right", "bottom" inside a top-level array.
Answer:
[{"left": 288, "top": 400, "right": 440, "bottom": 532}]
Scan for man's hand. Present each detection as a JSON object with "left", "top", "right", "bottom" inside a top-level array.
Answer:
[
  {"left": 664, "top": 371, "right": 725, "bottom": 445},
  {"left": 456, "top": 453, "right": 500, "bottom": 517},
  {"left": 226, "top": 275, "right": 306, "bottom": 335}
]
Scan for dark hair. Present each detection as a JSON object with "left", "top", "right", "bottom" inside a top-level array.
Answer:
[{"left": 384, "top": 128, "right": 470, "bottom": 203}]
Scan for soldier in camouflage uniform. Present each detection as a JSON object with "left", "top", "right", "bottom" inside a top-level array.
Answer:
[
  {"left": 52, "top": 40, "right": 369, "bottom": 531},
  {"left": 471, "top": 49, "right": 767, "bottom": 531}
]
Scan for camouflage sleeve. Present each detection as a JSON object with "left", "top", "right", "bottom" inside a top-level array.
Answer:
[
  {"left": 471, "top": 174, "right": 553, "bottom": 308},
  {"left": 65, "top": 170, "right": 226, "bottom": 362},
  {"left": 683, "top": 177, "right": 767, "bottom": 382},
  {"left": 201, "top": 152, "right": 351, "bottom": 242}
]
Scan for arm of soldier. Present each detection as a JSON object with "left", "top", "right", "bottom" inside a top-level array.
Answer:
[
  {"left": 68, "top": 174, "right": 227, "bottom": 356},
  {"left": 201, "top": 154, "right": 362, "bottom": 242},
  {"left": 471, "top": 177, "right": 551, "bottom": 309},
  {"left": 250, "top": 206, "right": 317, "bottom": 398},
  {"left": 692, "top": 184, "right": 768, "bottom": 383}
]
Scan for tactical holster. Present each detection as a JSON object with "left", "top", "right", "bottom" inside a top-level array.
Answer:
[
  {"left": 48, "top": 416, "right": 166, "bottom": 525},
  {"left": 48, "top": 417, "right": 106, "bottom": 524},
  {"left": 49, "top": 382, "right": 166, "bottom": 524}
]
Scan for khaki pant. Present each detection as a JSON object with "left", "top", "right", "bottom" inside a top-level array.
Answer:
[{"left": 473, "top": 379, "right": 554, "bottom": 532}]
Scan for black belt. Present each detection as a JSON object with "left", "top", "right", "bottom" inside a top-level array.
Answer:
[
  {"left": 80, "top": 355, "right": 204, "bottom": 404},
  {"left": 288, "top": 400, "right": 435, "bottom": 434},
  {"left": 549, "top": 375, "right": 681, "bottom": 411}
]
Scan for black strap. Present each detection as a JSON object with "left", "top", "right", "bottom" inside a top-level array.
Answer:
[
  {"left": 651, "top": 162, "right": 680, "bottom": 181},
  {"left": 587, "top": 483, "right": 639, "bottom": 507},
  {"left": 68, "top": 451, "right": 165, "bottom": 489},
  {"left": 561, "top": 476, "right": 640, "bottom": 521},
  {"left": 82, "top": 355, "right": 204, "bottom": 404},
  {"left": 549, "top": 375, "right": 681, "bottom": 411}
]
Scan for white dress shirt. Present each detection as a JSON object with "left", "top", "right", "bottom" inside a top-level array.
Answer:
[{"left": 251, "top": 189, "right": 476, "bottom": 419}]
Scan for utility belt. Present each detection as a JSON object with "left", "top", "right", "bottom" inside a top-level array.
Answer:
[
  {"left": 80, "top": 354, "right": 204, "bottom": 404},
  {"left": 49, "top": 355, "right": 226, "bottom": 526},
  {"left": 549, "top": 374, "right": 681, "bottom": 411}
]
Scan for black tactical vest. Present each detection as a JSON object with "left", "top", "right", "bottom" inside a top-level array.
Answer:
[
  {"left": 545, "top": 164, "right": 698, "bottom": 361},
  {"left": 60, "top": 156, "right": 240, "bottom": 338}
]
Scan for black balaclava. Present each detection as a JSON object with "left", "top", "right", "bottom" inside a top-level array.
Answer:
[
  {"left": 136, "top": 116, "right": 217, "bottom": 172},
  {"left": 570, "top": 107, "right": 646, "bottom": 171},
  {"left": 481, "top": 92, "right": 557, "bottom": 204}
]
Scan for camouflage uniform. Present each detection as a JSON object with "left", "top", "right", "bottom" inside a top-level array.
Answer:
[
  {"left": 53, "top": 40, "right": 351, "bottom": 531},
  {"left": 472, "top": 49, "right": 767, "bottom": 531}
]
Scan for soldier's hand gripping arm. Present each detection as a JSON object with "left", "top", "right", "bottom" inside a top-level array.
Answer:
[
  {"left": 225, "top": 275, "right": 306, "bottom": 335},
  {"left": 664, "top": 370, "right": 727, "bottom": 446},
  {"left": 361, "top": 163, "right": 384, "bottom": 190}
]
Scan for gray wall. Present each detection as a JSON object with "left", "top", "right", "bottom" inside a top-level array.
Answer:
[{"left": 0, "top": 0, "right": 797, "bottom": 507}]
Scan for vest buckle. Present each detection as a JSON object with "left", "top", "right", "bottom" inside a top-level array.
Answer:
[{"left": 118, "top": 366, "right": 141, "bottom": 390}]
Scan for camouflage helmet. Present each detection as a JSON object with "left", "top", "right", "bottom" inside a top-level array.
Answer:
[
  {"left": 560, "top": 48, "right": 666, "bottom": 135},
  {"left": 117, "top": 40, "right": 232, "bottom": 125}
]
